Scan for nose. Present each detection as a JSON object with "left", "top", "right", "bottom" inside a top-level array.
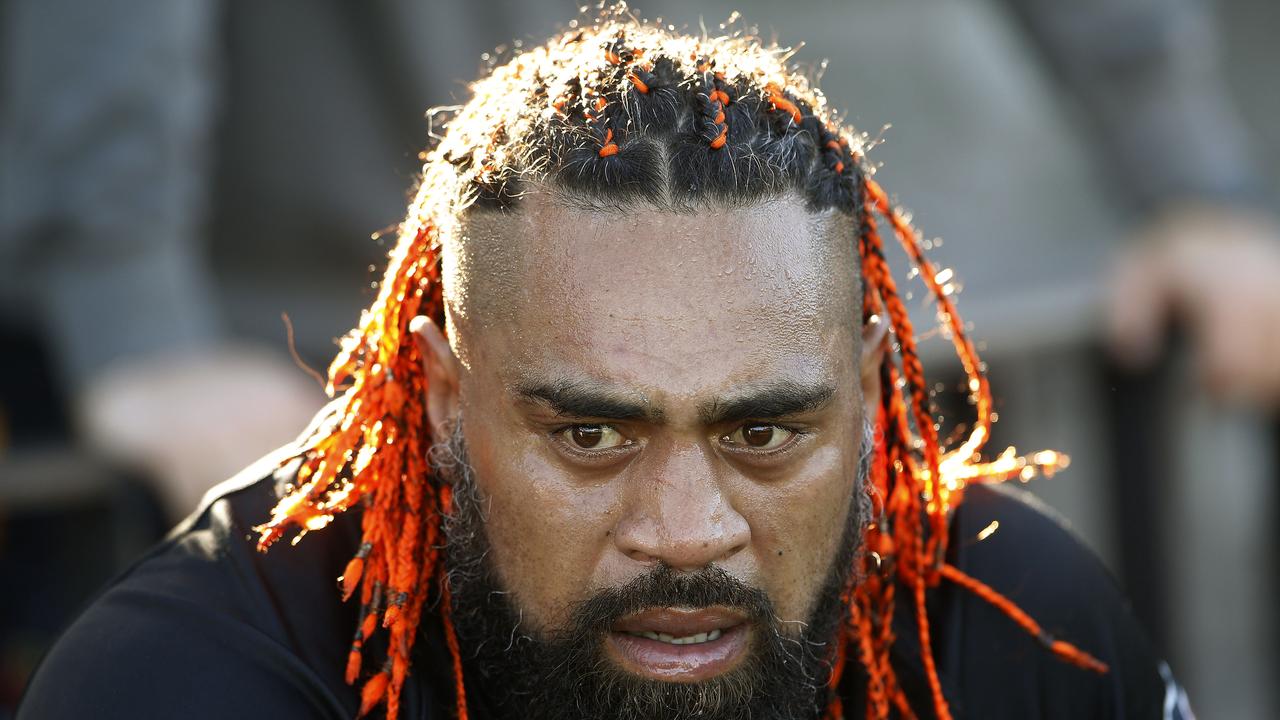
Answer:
[{"left": 612, "top": 441, "right": 750, "bottom": 571}]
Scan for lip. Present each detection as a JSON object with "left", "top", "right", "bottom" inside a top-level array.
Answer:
[
  {"left": 612, "top": 607, "right": 747, "bottom": 636},
  {"left": 606, "top": 607, "right": 751, "bottom": 682}
]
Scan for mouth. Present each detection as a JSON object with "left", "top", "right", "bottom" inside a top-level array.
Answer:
[{"left": 605, "top": 607, "right": 751, "bottom": 682}]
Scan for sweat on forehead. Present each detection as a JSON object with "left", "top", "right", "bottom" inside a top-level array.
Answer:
[{"left": 441, "top": 190, "right": 861, "bottom": 369}]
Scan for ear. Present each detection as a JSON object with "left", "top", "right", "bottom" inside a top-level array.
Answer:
[
  {"left": 859, "top": 314, "right": 889, "bottom": 418},
  {"left": 410, "top": 315, "right": 461, "bottom": 442}
]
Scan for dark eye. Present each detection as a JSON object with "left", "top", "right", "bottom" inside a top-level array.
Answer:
[
  {"left": 560, "top": 424, "right": 628, "bottom": 450},
  {"left": 742, "top": 424, "right": 775, "bottom": 447},
  {"left": 723, "top": 423, "right": 794, "bottom": 451}
]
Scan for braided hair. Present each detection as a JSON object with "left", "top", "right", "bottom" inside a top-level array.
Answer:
[{"left": 254, "top": 8, "right": 1099, "bottom": 719}]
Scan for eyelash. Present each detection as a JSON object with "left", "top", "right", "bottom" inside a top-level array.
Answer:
[
  {"left": 721, "top": 423, "right": 809, "bottom": 457},
  {"left": 551, "top": 424, "right": 636, "bottom": 460},
  {"left": 549, "top": 422, "right": 809, "bottom": 458}
]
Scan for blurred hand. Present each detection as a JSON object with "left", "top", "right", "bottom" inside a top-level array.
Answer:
[
  {"left": 76, "top": 344, "right": 324, "bottom": 519},
  {"left": 1108, "top": 204, "right": 1280, "bottom": 407}
]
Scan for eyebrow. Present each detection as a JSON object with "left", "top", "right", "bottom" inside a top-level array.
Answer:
[
  {"left": 515, "top": 377, "right": 836, "bottom": 426},
  {"left": 697, "top": 380, "right": 836, "bottom": 426},
  {"left": 515, "top": 379, "right": 661, "bottom": 421}
]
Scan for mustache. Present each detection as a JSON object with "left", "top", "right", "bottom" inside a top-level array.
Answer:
[
  {"left": 565, "top": 563, "right": 774, "bottom": 638},
  {"left": 431, "top": 417, "right": 870, "bottom": 720}
]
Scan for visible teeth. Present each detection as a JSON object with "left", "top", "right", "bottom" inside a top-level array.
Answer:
[{"left": 628, "top": 628, "right": 724, "bottom": 644}]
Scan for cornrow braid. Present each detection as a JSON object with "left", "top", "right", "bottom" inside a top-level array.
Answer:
[
  {"left": 696, "top": 60, "right": 731, "bottom": 150},
  {"left": 626, "top": 55, "right": 655, "bottom": 95},
  {"left": 766, "top": 81, "right": 804, "bottom": 125},
  {"left": 583, "top": 89, "right": 618, "bottom": 158},
  {"left": 255, "top": 10, "right": 1086, "bottom": 720}
]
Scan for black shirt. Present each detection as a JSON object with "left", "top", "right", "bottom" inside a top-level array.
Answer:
[{"left": 19, "top": 451, "right": 1188, "bottom": 719}]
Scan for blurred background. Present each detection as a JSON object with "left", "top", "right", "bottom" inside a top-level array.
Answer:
[{"left": 1, "top": 0, "right": 1276, "bottom": 716}]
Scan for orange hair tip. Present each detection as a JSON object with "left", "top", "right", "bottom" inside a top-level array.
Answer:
[
  {"left": 626, "top": 71, "right": 650, "bottom": 94},
  {"left": 254, "top": 522, "right": 288, "bottom": 551},
  {"left": 346, "top": 648, "right": 363, "bottom": 685},
  {"left": 382, "top": 603, "right": 402, "bottom": 629},
  {"left": 1050, "top": 640, "right": 1110, "bottom": 674},
  {"left": 340, "top": 556, "right": 365, "bottom": 601},
  {"left": 358, "top": 670, "right": 391, "bottom": 717},
  {"left": 598, "top": 128, "right": 619, "bottom": 157}
]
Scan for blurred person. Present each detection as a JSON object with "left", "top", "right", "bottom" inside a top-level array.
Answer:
[
  {"left": 992, "top": 5, "right": 1280, "bottom": 718},
  {"left": 997, "top": 0, "right": 1280, "bottom": 403},
  {"left": 19, "top": 13, "right": 1191, "bottom": 719},
  {"left": 0, "top": 0, "right": 321, "bottom": 521}
]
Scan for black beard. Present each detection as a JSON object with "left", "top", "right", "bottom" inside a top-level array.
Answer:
[{"left": 432, "top": 421, "right": 873, "bottom": 720}]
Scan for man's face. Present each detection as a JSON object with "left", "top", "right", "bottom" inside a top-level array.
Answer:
[{"left": 428, "top": 193, "right": 873, "bottom": 715}]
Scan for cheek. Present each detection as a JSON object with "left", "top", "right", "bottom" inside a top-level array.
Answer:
[
  {"left": 739, "top": 441, "right": 858, "bottom": 624},
  {"left": 461, "top": 413, "right": 619, "bottom": 632}
]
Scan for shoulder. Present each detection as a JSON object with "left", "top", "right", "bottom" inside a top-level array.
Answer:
[
  {"left": 18, "top": 451, "right": 362, "bottom": 719},
  {"left": 934, "top": 483, "right": 1186, "bottom": 720}
]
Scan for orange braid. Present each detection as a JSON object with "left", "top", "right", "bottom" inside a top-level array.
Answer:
[
  {"left": 441, "top": 580, "right": 470, "bottom": 719},
  {"left": 254, "top": 223, "right": 462, "bottom": 720},
  {"left": 828, "top": 140, "right": 847, "bottom": 175},
  {"left": 708, "top": 72, "right": 730, "bottom": 150},
  {"left": 938, "top": 564, "right": 1109, "bottom": 674},
  {"left": 834, "top": 175, "right": 1100, "bottom": 719},
  {"left": 585, "top": 95, "right": 619, "bottom": 157},
  {"left": 765, "top": 82, "right": 803, "bottom": 125},
  {"left": 859, "top": 200, "right": 952, "bottom": 720}
]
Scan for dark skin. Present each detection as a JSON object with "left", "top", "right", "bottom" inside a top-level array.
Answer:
[{"left": 413, "top": 192, "right": 888, "bottom": 680}]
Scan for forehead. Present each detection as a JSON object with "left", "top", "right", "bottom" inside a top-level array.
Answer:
[{"left": 446, "top": 193, "right": 860, "bottom": 400}]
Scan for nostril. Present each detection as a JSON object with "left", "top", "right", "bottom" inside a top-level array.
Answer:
[{"left": 721, "top": 542, "right": 747, "bottom": 562}]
